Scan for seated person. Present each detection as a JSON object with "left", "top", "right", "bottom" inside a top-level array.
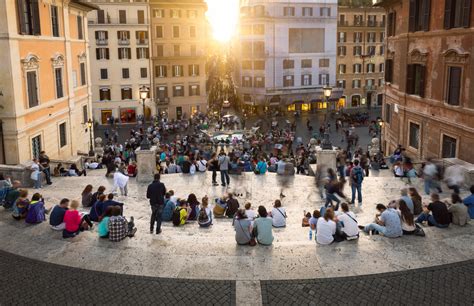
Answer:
[
  {"left": 91, "top": 186, "right": 106, "bottom": 207},
  {"left": 416, "top": 193, "right": 450, "bottom": 228},
  {"left": 398, "top": 200, "right": 416, "bottom": 234},
  {"left": 2, "top": 180, "right": 21, "bottom": 209},
  {"left": 12, "top": 189, "right": 30, "bottom": 220},
  {"left": 446, "top": 193, "right": 470, "bottom": 226},
  {"left": 85, "top": 160, "right": 102, "bottom": 170},
  {"left": 172, "top": 200, "right": 189, "bottom": 226},
  {"left": 252, "top": 206, "right": 274, "bottom": 246},
  {"left": 316, "top": 208, "right": 338, "bottom": 245},
  {"left": 98, "top": 207, "right": 114, "bottom": 238},
  {"left": 81, "top": 185, "right": 94, "bottom": 208},
  {"left": 213, "top": 197, "right": 227, "bottom": 218},
  {"left": 63, "top": 200, "right": 93, "bottom": 238},
  {"left": 225, "top": 192, "right": 239, "bottom": 218},
  {"left": 108, "top": 206, "right": 137, "bottom": 241},
  {"left": 245, "top": 203, "right": 256, "bottom": 223},
  {"left": 127, "top": 161, "right": 138, "bottom": 177},
  {"left": 89, "top": 194, "right": 107, "bottom": 222},
  {"left": 462, "top": 185, "right": 474, "bottom": 219},
  {"left": 309, "top": 210, "right": 321, "bottom": 231},
  {"left": 198, "top": 196, "right": 212, "bottom": 228},
  {"left": 53, "top": 163, "right": 69, "bottom": 177},
  {"left": 25, "top": 193, "right": 47, "bottom": 224},
  {"left": 335, "top": 203, "right": 359, "bottom": 240},
  {"left": 269, "top": 199, "right": 287, "bottom": 228},
  {"left": 233, "top": 208, "right": 253, "bottom": 245},
  {"left": 302, "top": 211, "right": 312, "bottom": 227},
  {"left": 50, "top": 198, "right": 70, "bottom": 230},
  {"left": 162, "top": 193, "right": 176, "bottom": 222},
  {"left": 69, "top": 163, "right": 86, "bottom": 177},
  {"left": 102, "top": 193, "right": 124, "bottom": 215},
  {"left": 360, "top": 203, "right": 402, "bottom": 238}
]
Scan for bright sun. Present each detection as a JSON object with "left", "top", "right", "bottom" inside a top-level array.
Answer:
[{"left": 205, "top": 0, "right": 239, "bottom": 42}]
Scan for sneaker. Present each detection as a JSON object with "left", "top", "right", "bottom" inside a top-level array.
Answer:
[
  {"left": 221, "top": 184, "right": 226, "bottom": 187},
  {"left": 128, "top": 228, "right": 137, "bottom": 238},
  {"left": 156, "top": 230, "right": 162, "bottom": 235}
]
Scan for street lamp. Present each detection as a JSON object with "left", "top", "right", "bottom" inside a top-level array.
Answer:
[
  {"left": 321, "top": 83, "right": 333, "bottom": 150},
  {"left": 377, "top": 118, "right": 384, "bottom": 153},
  {"left": 87, "top": 119, "right": 94, "bottom": 156},
  {"left": 139, "top": 86, "right": 151, "bottom": 150}
]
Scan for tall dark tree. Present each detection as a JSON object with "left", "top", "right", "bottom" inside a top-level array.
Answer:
[{"left": 206, "top": 53, "right": 238, "bottom": 114}]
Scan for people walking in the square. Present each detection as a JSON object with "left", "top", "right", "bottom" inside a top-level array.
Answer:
[{"left": 350, "top": 159, "right": 364, "bottom": 205}]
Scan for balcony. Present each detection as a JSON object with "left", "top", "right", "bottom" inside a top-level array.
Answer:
[
  {"left": 96, "top": 39, "right": 108, "bottom": 46},
  {"left": 136, "top": 39, "right": 148, "bottom": 46},
  {"left": 338, "top": 21, "right": 349, "bottom": 26},
  {"left": 365, "top": 85, "right": 377, "bottom": 91},
  {"left": 155, "top": 97, "right": 169, "bottom": 105},
  {"left": 118, "top": 39, "right": 130, "bottom": 46}
]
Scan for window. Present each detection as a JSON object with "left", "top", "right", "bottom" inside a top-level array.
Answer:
[
  {"left": 368, "top": 15, "right": 377, "bottom": 26},
  {"left": 301, "top": 74, "right": 312, "bottom": 86},
  {"left": 188, "top": 10, "right": 197, "bottom": 18},
  {"left": 384, "top": 103, "right": 392, "bottom": 124},
  {"left": 117, "top": 30, "right": 130, "bottom": 41},
  {"left": 353, "top": 46, "right": 362, "bottom": 56},
  {"left": 97, "top": 10, "right": 105, "bottom": 24},
  {"left": 338, "top": 80, "right": 346, "bottom": 88},
  {"left": 444, "top": 0, "right": 471, "bottom": 29},
  {"left": 283, "top": 59, "right": 294, "bottom": 69},
  {"left": 137, "top": 10, "right": 145, "bottom": 24},
  {"left": 409, "top": 0, "right": 431, "bottom": 32},
  {"left": 32, "top": 135, "right": 41, "bottom": 159},
  {"left": 190, "top": 26, "right": 196, "bottom": 38},
  {"left": 302, "top": 7, "right": 313, "bottom": 17},
  {"left": 171, "top": 9, "right": 181, "bottom": 18},
  {"left": 380, "top": 45, "right": 385, "bottom": 55},
  {"left": 190, "top": 45, "right": 196, "bottom": 56},
  {"left": 156, "top": 26, "right": 163, "bottom": 38},
  {"left": 172, "top": 65, "right": 183, "bottom": 77},
  {"left": 253, "top": 61, "right": 265, "bottom": 70},
  {"left": 96, "top": 48, "right": 109, "bottom": 60},
  {"left": 153, "top": 9, "right": 165, "bottom": 18},
  {"left": 136, "top": 31, "right": 148, "bottom": 44},
  {"left": 409, "top": 122, "right": 420, "bottom": 149},
  {"left": 100, "top": 88, "right": 111, "bottom": 101},
  {"left": 283, "top": 7, "right": 295, "bottom": 16},
  {"left": 253, "top": 41, "right": 265, "bottom": 56},
  {"left": 59, "top": 122, "right": 67, "bottom": 148},
  {"left": 155, "top": 65, "right": 167, "bottom": 77},
  {"left": 173, "top": 85, "right": 184, "bottom": 97},
  {"left": 380, "top": 32, "right": 385, "bottom": 43},
  {"left": 367, "top": 32, "right": 376, "bottom": 43},
  {"left": 80, "top": 62, "right": 86, "bottom": 86},
  {"left": 26, "top": 71, "right": 39, "bottom": 108},
  {"left": 283, "top": 75, "right": 294, "bottom": 87},
  {"left": 189, "top": 84, "right": 200, "bottom": 96},
  {"left": 140, "top": 68, "right": 147, "bottom": 78},
  {"left": 353, "top": 64, "right": 361, "bottom": 73},
  {"left": 136, "top": 47, "right": 149, "bottom": 59},
  {"left": 82, "top": 105, "right": 88, "bottom": 124},
  {"left": 242, "top": 76, "right": 252, "bottom": 87},
  {"left": 378, "top": 78, "right": 385, "bottom": 86},
  {"left": 352, "top": 79, "right": 361, "bottom": 88},
  {"left": 301, "top": 59, "right": 312, "bottom": 68},
  {"left": 51, "top": 5, "right": 59, "bottom": 37},
  {"left": 367, "top": 46, "right": 376, "bottom": 55},
  {"left": 379, "top": 63, "right": 385, "bottom": 73},
  {"left": 77, "top": 16, "right": 83, "bottom": 39},
  {"left": 385, "top": 59, "right": 394, "bottom": 83},
  {"left": 156, "top": 86, "right": 168, "bottom": 100},
  {"left": 17, "top": 0, "right": 41, "bottom": 35},
  {"left": 254, "top": 77, "right": 265, "bottom": 88},
  {"left": 351, "top": 95, "right": 361, "bottom": 107},
  {"left": 354, "top": 15, "right": 363, "bottom": 25},
  {"left": 100, "top": 68, "right": 108, "bottom": 80},
  {"left": 174, "top": 45, "right": 180, "bottom": 56},
  {"left": 319, "top": 59, "right": 329, "bottom": 68},
  {"left": 253, "top": 24, "right": 264, "bottom": 35},
  {"left": 122, "top": 68, "right": 129, "bottom": 79},
  {"left": 254, "top": 5, "right": 265, "bottom": 17},
  {"left": 367, "top": 63, "right": 375, "bottom": 73},
  {"left": 406, "top": 64, "right": 426, "bottom": 97},
  {"left": 338, "top": 64, "right": 346, "bottom": 74},
  {"left": 446, "top": 66, "right": 462, "bottom": 105},
  {"left": 338, "top": 32, "right": 346, "bottom": 43},
  {"left": 95, "top": 30, "right": 108, "bottom": 42},
  {"left": 387, "top": 11, "right": 396, "bottom": 36},
  {"left": 119, "top": 10, "right": 126, "bottom": 24},
  {"left": 189, "top": 64, "right": 200, "bottom": 76},
  {"left": 156, "top": 45, "right": 164, "bottom": 57},
  {"left": 319, "top": 74, "right": 329, "bottom": 85},
  {"left": 121, "top": 88, "right": 132, "bottom": 100},
  {"left": 353, "top": 32, "right": 362, "bottom": 43},
  {"left": 118, "top": 48, "right": 131, "bottom": 59},
  {"left": 337, "top": 46, "right": 346, "bottom": 56},
  {"left": 442, "top": 135, "right": 457, "bottom": 158},
  {"left": 173, "top": 26, "right": 180, "bottom": 38},
  {"left": 320, "top": 7, "right": 331, "bottom": 17},
  {"left": 55, "top": 68, "right": 63, "bottom": 98},
  {"left": 241, "top": 25, "right": 251, "bottom": 35}
]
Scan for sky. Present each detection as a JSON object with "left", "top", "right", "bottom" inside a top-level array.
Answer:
[{"left": 205, "top": 0, "right": 240, "bottom": 42}]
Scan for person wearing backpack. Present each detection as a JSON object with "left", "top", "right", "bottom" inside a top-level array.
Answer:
[
  {"left": 349, "top": 159, "right": 364, "bottom": 205},
  {"left": 172, "top": 200, "right": 189, "bottom": 226},
  {"left": 198, "top": 196, "right": 212, "bottom": 227}
]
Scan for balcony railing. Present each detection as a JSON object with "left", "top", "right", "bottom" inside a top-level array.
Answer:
[
  {"left": 338, "top": 21, "right": 349, "bottom": 26},
  {"left": 96, "top": 39, "right": 108, "bottom": 45},
  {"left": 118, "top": 39, "right": 130, "bottom": 45},
  {"left": 365, "top": 85, "right": 377, "bottom": 91},
  {"left": 136, "top": 39, "right": 148, "bottom": 45},
  {"left": 155, "top": 98, "right": 169, "bottom": 105}
]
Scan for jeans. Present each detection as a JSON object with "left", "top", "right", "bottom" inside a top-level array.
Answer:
[
  {"left": 424, "top": 178, "right": 442, "bottom": 195},
  {"left": 351, "top": 184, "right": 362, "bottom": 204},
  {"left": 416, "top": 213, "right": 449, "bottom": 228},
  {"left": 212, "top": 169, "right": 217, "bottom": 184},
  {"left": 220, "top": 170, "right": 230, "bottom": 185},
  {"left": 337, "top": 166, "right": 345, "bottom": 178},
  {"left": 325, "top": 193, "right": 341, "bottom": 210},
  {"left": 34, "top": 179, "right": 41, "bottom": 189},
  {"left": 43, "top": 167, "right": 52, "bottom": 184},
  {"left": 447, "top": 184, "right": 460, "bottom": 194},
  {"left": 150, "top": 205, "right": 163, "bottom": 233},
  {"left": 364, "top": 223, "right": 387, "bottom": 235}
]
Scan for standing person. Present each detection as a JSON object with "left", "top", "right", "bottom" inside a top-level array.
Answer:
[
  {"left": 423, "top": 159, "right": 443, "bottom": 195},
  {"left": 444, "top": 164, "right": 464, "bottom": 194},
  {"left": 30, "top": 159, "right": 42, "bottom": 189},
  {"left": 463, "top": 185, "right": 474, "bottom": 219},
  {"left": 349, "top": 160, "right": 364, "bottom": 205},
  {"left": 38, "top": 151, "right": 52, "bottom": 185},
  {"left": 218, "top": 151, "right": 230, "bottom": 187},
  {"left": 146, "top": 173, "right": 166, "bottom": 234},
  {"left": 209, "top": 153, "right": 219, "bottom": 186}
]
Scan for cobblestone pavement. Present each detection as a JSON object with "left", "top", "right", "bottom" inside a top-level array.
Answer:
[
  {"left": 261, "top": 260, "right": 474, "bottom": 305},
  {"left": 0, "top": 249, "right": 236, "bottom": 305}
]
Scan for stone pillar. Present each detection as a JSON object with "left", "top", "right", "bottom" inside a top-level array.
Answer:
[
  {"left": 136, "top": 146, "right": 157, "bottom": 183},
  {"left": 316, "top": 149, "right": 337, "bottom": 172}
]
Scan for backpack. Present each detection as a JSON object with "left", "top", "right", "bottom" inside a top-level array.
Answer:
[
  {"left": 172, "top": 208, "right": 183, "bottom": 226},
  {"left": 352, "top": 167, "right": 364, "bottom": 184},
  {"left": 198, "top": 208, "right": 209, "bottom": 224}
]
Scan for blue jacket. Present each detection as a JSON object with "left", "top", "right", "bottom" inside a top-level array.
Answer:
[
  {"left": 89, "top": 200, "right": 104, "bottom": 222},
  {"left": 162, "top": 200, "right": 175, "bottom": 221},
  {"left": 25, "top": 201, "right": 46, "bottom": 224},
  {"left": 463, "top": 195, "right": 474, "bottom": 219}
]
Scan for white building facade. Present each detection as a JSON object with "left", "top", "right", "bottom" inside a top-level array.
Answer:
[
  {"left": 86, "top": 0, "right": 152, "bottom": 125},
  {"left": 238, "top": 0, "right": 341, "bottom": 113}
]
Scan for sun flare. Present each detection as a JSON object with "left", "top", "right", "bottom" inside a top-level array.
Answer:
[{"left": 205, "top": 0, "right": 239, "bottom": 42}]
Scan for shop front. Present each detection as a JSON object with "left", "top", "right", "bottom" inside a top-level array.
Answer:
[
  {"left": 100, "top": 109, "right": 112, "bottom": 124},
  {"left": 120, "top": 108, "right": 137, "bottom": 123}
]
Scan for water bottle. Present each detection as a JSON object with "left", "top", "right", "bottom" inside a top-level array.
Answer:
[{"left": 309, "top": 229, "right": 313, "bottom": 241}]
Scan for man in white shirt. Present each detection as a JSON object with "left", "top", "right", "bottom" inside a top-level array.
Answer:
[
  {"left": 335, "top": 203, "right": 359, "bottom": 240},
  {"left": 197, "top": 157, "right": 207, "bottom": 172}
]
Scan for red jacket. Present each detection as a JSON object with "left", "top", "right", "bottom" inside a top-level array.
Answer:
[{"left": 64, "top": 210, "right": 81, "bottom": 232}]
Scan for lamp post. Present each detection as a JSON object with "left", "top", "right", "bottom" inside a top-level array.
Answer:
[
  {"left": 321, "top": 83, "right": 333, "bottom": 150},
  {"left": 139, "top": 86, "right": 151, "bottom": 150},
  {"left": 377, "top": 118, "right": 384, "bottom": 153},
  {"left": 87, "top": 119, "right": 94, "bottom": 156}
]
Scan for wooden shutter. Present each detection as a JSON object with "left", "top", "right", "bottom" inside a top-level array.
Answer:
[
  {"left": 145, "top": 48, "right": 149, "bottom": 59},
  {"left": 31, "top": 0, "right": 41, "bottom": 35},
  {"left": 419, "top": 65, "right": 426, "bottom": 97},
  {"left": 391, "top": 11, "right": 396, "bottom": 36},
  {"left": 406, "top": 64, "right": 415, "bottom": 94},
  {"left": 318, "top": 74, "right": 322, "bottom": 85},
  {"left": 105, "top": 31, "right": 108, "bottom": 39},
  {"left": 448, "top": 67, "right": 461, "bottom": 105},
  {"left": 188, "top": 65, "right": 192, "bottom": 76},
  {"left": 27, "top": 71, "right": 38, "bottom": 107},
  {"left": 326, "top": 74, "right": 329, "bottom": 85},
  {"left": 96, "top": 48, "right": 100, "bottom": 60},
  {"left": 422, "top": 0, "right": 431, "bottom": 31},
  {"left": 17, "top": 0, "right": 27, "bottom": 34},
  {"left": 444, "top": 0, "right": 452, "bottom": 29},
  {"left": 118, "top": 48, "right": 122, "bottom": 59},
  {"left": 462, "top": 0, "right": 472, "bottom": 28},
  {"left": 105, "top": 48, "right": 109, "bottom": 59},
  {"left": 95, "top": 31, "right": 99, "bottom": 39},
  {"left": 409, "top": 0, "right": 416, "bottom": 32},
  {"left": 97, "top": 10, "right": 105, "bottom": 24},
  {"left": 127, "top": 48, "right": 131, "bottom": 59}
]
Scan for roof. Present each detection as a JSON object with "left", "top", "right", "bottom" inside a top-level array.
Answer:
[{"left": 70, "top": 0, "right": 99, "bottom": 11}]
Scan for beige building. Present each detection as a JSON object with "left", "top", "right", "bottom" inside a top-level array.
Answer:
[
  {"left": 0, "top": 0, "right": 96, "bottom": 165},
  {"left": 336, "top": 0, "right": 385, "bottom": 109},
  {"left": 86, "top": 0, "right": 152, "bottom": 125},
  {"left": 150, "top": 0, "right": 208, "bottom": 120}
]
